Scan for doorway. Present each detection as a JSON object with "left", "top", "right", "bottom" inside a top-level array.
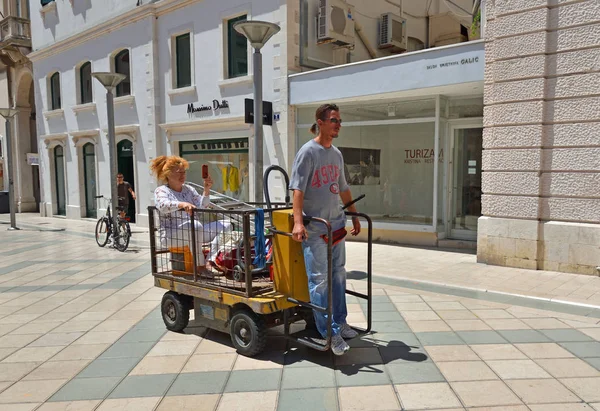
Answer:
[
  {"left": 117, "top": 139, "right": 135, "bottom": 223},
  {"left": 82, "top": 143, "right": 97, "bottom": 218},
  {"left": 53, "top": 145, "right": 66, "bottom": 216},
  {"left": 448, "top": 125, "right": 483, "bottom": 241}
]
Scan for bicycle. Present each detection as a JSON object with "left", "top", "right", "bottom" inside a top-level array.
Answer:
[{"left": 94, "top": 195, "right": 131, "bottom": 252}]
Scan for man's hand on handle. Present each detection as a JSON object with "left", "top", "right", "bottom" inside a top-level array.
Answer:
[
  {"left": 292, "top": 222, "right": 308, "bottom": 242},
  {"left": 351, "top": 216, "right": 361, "bottom": 236}
]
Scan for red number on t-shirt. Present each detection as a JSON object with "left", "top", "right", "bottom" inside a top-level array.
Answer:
[{"left": 311, "top": 171, "right": 321, "bottom": 188}]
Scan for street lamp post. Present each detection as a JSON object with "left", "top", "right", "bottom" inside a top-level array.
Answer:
[
  {"left": 91, "top": 72, "right": 126, "bottom": 241},
  {"left": 234, "top": 20, "right": 280, "bottom": 204},
  {"left": 0, "top": 108, "right": 20, "bottom": 230}
]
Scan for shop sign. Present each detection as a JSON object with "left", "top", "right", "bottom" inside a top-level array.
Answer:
[
  {"left": 404, "top": 149, "right": 444, "bottom": 164},
  {"left": 426, "top": 55, "right": 479, "bottom": 71},
  {"left": 187, "top": 99, "right": 229, "bottom": 116},
  {"left": 26, "top": 153, "right": 39, "bottom": 166},
  {"left": 244, "top": 98, "right": 273, "bottom": 126}
]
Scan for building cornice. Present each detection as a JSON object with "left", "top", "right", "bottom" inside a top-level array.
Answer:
[{"left": 28, "top": 0, "right": 203, "bottom": 63}]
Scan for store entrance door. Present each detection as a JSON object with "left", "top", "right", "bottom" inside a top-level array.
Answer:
[{"left": 448, "top": 125, "right": 483, "bottom": 241}]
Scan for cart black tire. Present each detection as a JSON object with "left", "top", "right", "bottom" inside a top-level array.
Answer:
[
  {"left": 230, "top": 310, "right": 267, "bottom": 357},
  {"left": 95, "top": 217, "right": 110, "bottom": 247},
  {"left": 115, "top": 220, "right": 131, "bottom": 252},
  {"left": 161, "top": 291, "right": 189, "bottom": 332}
]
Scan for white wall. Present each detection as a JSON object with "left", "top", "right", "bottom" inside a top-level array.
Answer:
[
  {"left": 29, "top": 0, "right": 139, "bottom": 51},
  {"left": 33, "top": 16, "right": 155, "bottom": 220}
]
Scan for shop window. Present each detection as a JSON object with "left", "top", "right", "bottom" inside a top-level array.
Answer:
[
  {"left": 41, "top": 0, "right": 54, "bottom": 6},
  {"left": 226, "top": 15, "right": 248, "bottom": 79},
  {"left": 49, "top": 72, "right": 61, "bottom": 110},
  {"left": 53, "top": 145, "right": 66, "bottom": 216},
  {"left": 83, "top": 143, "right": 97, "bottom": 218},
  {"left": 114, "top": 49, "right": 131, "bottom": 97},
  {"left": 79, "top": 62, "right": 93, "bottom": 104},
  {"left": 179, "top": 139, "right": 250, "bottom": 202},
  {"left": 174, "top": 33, "right": 192, "bottom": 88}
]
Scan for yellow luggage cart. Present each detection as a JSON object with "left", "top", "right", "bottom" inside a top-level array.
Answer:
[{"left": 148, "top": 167, "right": 372, "bottom": 356}]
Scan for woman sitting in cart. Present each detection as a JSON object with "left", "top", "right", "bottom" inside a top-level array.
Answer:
[{"left": 150, "top": 155, "right": 232, "bottom": 276}]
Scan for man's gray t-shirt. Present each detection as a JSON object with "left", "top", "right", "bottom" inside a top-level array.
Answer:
[{"left": 290, "top": 139, "right": 349, "bottom": 235}]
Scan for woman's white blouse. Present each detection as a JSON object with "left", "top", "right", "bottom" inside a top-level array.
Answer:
[{"left": 154, "top": 184, "right": 210, "bottom": 228}]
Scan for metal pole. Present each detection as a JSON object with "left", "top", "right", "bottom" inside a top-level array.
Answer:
[
  {"left": 4, "top": 117, "right": 17, "bottom": 230},
  {"left": 253, "top": 48, "right": 263, "bottom": 204},
  {"left": 106, "top": 90, "right": 119, "bottom": 238},
  {"left": 433, "top": 95, "right": 440, "bottom": 232}
]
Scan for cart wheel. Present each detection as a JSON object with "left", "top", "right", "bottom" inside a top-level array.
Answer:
[
  {"left": 161, "top": 291, "right": 189, "bottom": 332},
  {"left": 230, "top": 310, "right": 267, "bottom": 357},
  {"left": 232, "top": 265, "right": 245, "bottom": 283}
]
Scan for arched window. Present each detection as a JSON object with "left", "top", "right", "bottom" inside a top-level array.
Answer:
[
  {"left": 53, "top": 145, "right": 66, "bottom": 216},
  {"left": 83, "top": 143, "right": 97, "bottom": 218},
  {"left": 79, "top": 62, "right": 93, "bottom": 104},
  {"left": 50, "top": 72, "right": 61, "bottom": 110},
  {"left": 114, "top": 50, "right": 131, "bottom": 97}
]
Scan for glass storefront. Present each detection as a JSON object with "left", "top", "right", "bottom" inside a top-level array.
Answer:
[
  {"left": 296, "top": 96, "right": 483, "bottom": 236},
  {"left": 180, "top": 138, "right": 250, "bottom": 202}
]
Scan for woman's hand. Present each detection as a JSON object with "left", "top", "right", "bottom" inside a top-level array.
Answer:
[
  {"left": 203, "top": 175, "right": 213, "bottom": 196},
  {"left": 179, "top": 201, "right": 196, "bottom": 216}
]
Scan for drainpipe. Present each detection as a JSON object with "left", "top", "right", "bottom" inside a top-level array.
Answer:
[
  {"left": 354, "top": 19, "right": 377, "bottom": 59},
  {"left": 384, "top": 0, "right": 403, "bottom": 17}
]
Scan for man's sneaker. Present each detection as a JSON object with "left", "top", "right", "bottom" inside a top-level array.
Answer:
[
  {"left": 331, "top": 334, "right": 350, "bottom": 356},
  {"left": 340, "top": 323, "right": 359, "bottom": 339}
]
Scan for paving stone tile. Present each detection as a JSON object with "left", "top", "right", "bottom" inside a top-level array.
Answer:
[
  {"left": 233, "top": 350, "right": 284, "bottom": 370},
  {"left": 486, "top": 359, "right": 552, "bottom": 379},
  {"left": 371, "top": 321, "right": 412, "bottom": 333},
  {"left": 416, "top": 331, "right": 464, "bottom": 346},
  {"left": 424, "top": 345, "right": 479, "bottom": 362},
  {"left": 539, "top": 329, "right": 594, "bottom": 342},
  {"left": 438, "top": 361, "right": 498, "bottom": 381},
  {"left": 0, "top": 333, "right": 44, "bottom": 348},
  {"left": 470, "top": 344, "right": 528, "bottom": 360},
  {"left": 485, "top": 319, "right": 531, "bottom": 330},
  {"left": 379, "top": 345, "right": 429, "bottom": 365},
  {"left": 97, "top": 342, "right": 155, "bottom": 360},
  {"left": 339, "top": 385, "right": 400, "bottom": 411},
  {"left": 116, "top": 328, "right": 165, "bottom": 344},
  {"left": 277, "top": 388, "right": 338, "bottom": 411},
  {"left": 36, "top": 400, "right": 102, "bottom": 411},
  {"left": 73, "top": 331, "right": 126, "bottom": 346},
  {"left": 427, "top": 302, "right": 465, "bottom": 311},
  {"left": 436, "top": 310, "right": 478, "bottom": 320},
  {"left": 528, "top": 404, "right": 596, "bottom": 411},
  {"left": 560, "top": 342, "right": 600, "bottom": 358},
  {"left": 128, "top": 355, "right": 187, "bottom": 375},
  {"left": 392, "top": 302, "right": 430, "bottom": 311},
  {"left": 217, "top": 391, "right": 278, "bottom": 411},
  {"left": 283, "top": 346, "right": 334, "bottom": 368},
  {"left": 193, "top": 334, "right": 236, "bottom": 354},
  {"left": 585, "top": 357, "right": 600, "bottom": 371},
  {"left": 49, "top": 377, "right": 122, "bottom": 402},
  {"left": 396, "top": 382, "right": 462, "bottom": 410},
  {"left": 580, "top": 328, "right": 600, "bottom": 341},
  {"left": 335, "top": 364, "right": 391, "bottom": 387},
  {"left": 224, "top": 369, "right": 281, "bottom": 393},
  {"left": 559, "top": 377, "right": 600, "bottom": 402},
  {"left": 536, "top": 358, "right": 600, "bottom": 378},
  {"left": 3, "top": 346, "right": 64, "bottom": 363},
  {"left": 281, "top": 366, "right": 336, "bottom": 389},
  {"left": 51, "top": 344, "right": 110, "bottom": 361},
  {"left": 406, "top": 320, "right": 451, "bottom": 332},
  {"left": 371, "top": 311, "right": 404, "bottom": 322},
  {"left": 521, "top": 318, "right": 571, "bottom": 329},
  {"left": 361, "top": 303, "right": 398, "bottom": 312},
  {"left": 515, "top": 342, "right": 576, "bottom": 359},
  {"left": 401, "top": 310, "right": 441, "bottom": 321},
  {"left": 0, "top": 362, "right": 41, "bottom": 382},
  {"left": 451, "top": 380, "right": 523, "bottom": 407},
  {"left": 23, "top": 360, "right": 89, "bottom": 381},
  {"left": 385, "top": 362, "right": 445, "bottom": 384},
  {"left": 0, "top": 379, "right": 68, "bottom": 403},
  {"left": 349, "top": 332, "right": 419, "bottom": 348},
  {"left": 0, "top": 347, "right": 18, "bottom": 361},
  {"left": 77, "top": 357, "right": 140, "bottom": 378},
  {"left": 472, "top": 309, "right": 515, "bottom": 319},
  {"left": 447, "top": 319, "right": 492, "bottom": 331},
  {"left": 457, "top": 331, "right": 507, "bottom": 344},
  {"left": 498, "top": 330, "right": 552, "bottom": 344},
  {"left": 507, "top": 378, "right": 582, "bottom": 404},
  {"left": 156, "top": 394, "right": 220, "bottom": 411},
  {"left": 334, "top": 347, "right": 382, "bottom": 366},
  {"left": 108, "top": 374, "right": 177, "bottom": 399},
  {"left": 28, "top": 332, "right": 85, "bottom": 347},
  {"left": 389, "top": 295, "right": 423, "bottom": 303}
]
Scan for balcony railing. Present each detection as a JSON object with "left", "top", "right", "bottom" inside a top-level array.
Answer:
[{"left": 0, "top": 16, "right": 32, "bottom": 48}]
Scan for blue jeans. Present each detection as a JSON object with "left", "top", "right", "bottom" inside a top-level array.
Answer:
[{"left": 302, "top": 235, "right": 347, "bottom": 338}]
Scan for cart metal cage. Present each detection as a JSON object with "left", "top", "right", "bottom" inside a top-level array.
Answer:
[{"left": 149, "top": 205, "right": 276, "bottom": 298}]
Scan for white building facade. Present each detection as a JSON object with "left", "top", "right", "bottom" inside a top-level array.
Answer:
[{"left": 30, "top": 0, "right": 288, "bottom": 225}]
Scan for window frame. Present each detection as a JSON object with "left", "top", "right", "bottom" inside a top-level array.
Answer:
[
  {"left": 78, "top": 61, "right": 93, "bottom": 105},
  {"left": 173, "top": 31, "right": 193, "bottom": 89},
  {"left": 225, "top": 14, "right": 249, "bottom": 80},
  {"left": 49, "top": 72, "right": 61, "bottom": 111},
  {"left": 113, "top": 49, "right": 131, "bottom": 98}
]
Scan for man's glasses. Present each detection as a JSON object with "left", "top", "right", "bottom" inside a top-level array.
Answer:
[{"left": 327, "top": 118, "right": 342, "bottom": 124}]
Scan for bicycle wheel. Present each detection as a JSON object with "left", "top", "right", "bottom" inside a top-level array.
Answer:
[
  {"left": 115, "top": 220, "right": 131, "bottom": 252},
  {"left": 95, "top": 217, "right": 110, "bottom": 247}
]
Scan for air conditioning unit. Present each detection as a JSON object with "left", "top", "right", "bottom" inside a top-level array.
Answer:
[
  {"left": 379, "top": 12, "right": 407, "bottom": 53},
  {"left": 317, "top": 0, "right": 355, "bottom": 47}
]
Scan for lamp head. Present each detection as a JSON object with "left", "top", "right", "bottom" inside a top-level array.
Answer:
[{"left": 234, "top": 20, "right": 281, "bottom": 50}]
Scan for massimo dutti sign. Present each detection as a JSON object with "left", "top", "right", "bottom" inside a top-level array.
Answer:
[{"left": 187, "top": 99, "right": 229, "bottom": 115}]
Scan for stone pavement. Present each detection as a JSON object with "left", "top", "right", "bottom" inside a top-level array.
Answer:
[{"left": 0, "top": 214, "right": 599, "bottom": 410}]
